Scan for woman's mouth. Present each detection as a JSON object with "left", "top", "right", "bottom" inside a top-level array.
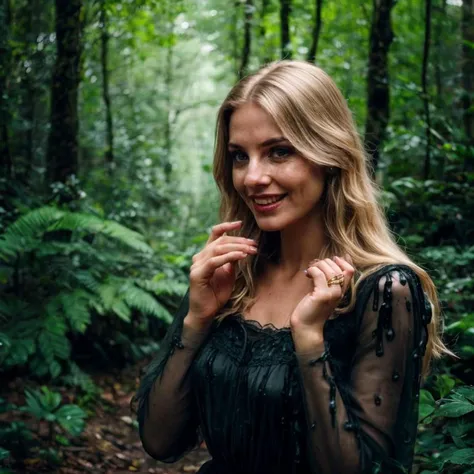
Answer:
[{"left": 252, "top": 194, "right": 287, "bottom": 212}]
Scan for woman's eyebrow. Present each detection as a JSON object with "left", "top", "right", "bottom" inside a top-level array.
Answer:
[{"left": 228, "top": 136, "right": 288, "bottom": 149}]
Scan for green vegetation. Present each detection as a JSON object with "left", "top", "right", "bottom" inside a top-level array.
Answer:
[{"left": 0, "top": 0, "right": 472, "bottom": 472}]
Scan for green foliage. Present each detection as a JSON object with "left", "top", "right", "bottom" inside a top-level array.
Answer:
[
  {"left": 0, "top": 204, "right": 183, "bottom": 379},
  {"left": 23, "top": 386, "right": 86, "bottom": 437},
  {"left": 417, "top": 384, "right": 474, "bottom": 473}
]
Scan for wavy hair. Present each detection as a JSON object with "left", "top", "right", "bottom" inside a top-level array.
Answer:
[{"left": 212, "top": 60, "right": 452, "bottom": 375}]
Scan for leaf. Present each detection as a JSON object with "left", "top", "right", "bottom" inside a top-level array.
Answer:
[
  {"left": 419, "top": 404, "right": 435, "bottom": 422},
  {"left": 55, "top": 405, "right": 86, "bottom": 436},
  {"left": 455, "top": 386, "right": 474, "bottom": 404},
  {"left": 437, "top": 400, "right": 474, "bottom": 418},
  {"left": 0, "top": 448, "right": 10, "bottom": 460},
  {"left": 443, "top": 448, "right": 474, "bottom": 466},
  {"left": 434, "top": 375, "right": 456, "bottom": 398},
  {"left": 24, "top": 390, "right": 47, "bottom": 419}
]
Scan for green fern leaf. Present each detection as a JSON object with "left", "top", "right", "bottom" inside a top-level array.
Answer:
[
  {"left": 59, "top": 291, "right": 91, "bottom": 334},
  {"left": 51, "top": 212, "right": 152, "bottom": 253},
  {"left": 122, "top": 285, "right": 172, "bottom": 323},
  {"left": 3, "top": 207, "right": 64, "bottom": 239},
  {"left": 111, "top": 300, "right": 131, "bottom": 322}
]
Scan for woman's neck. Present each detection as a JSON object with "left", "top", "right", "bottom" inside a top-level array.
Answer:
[{"left": 277, "top": 209, "right": 327, "bottom": 278}]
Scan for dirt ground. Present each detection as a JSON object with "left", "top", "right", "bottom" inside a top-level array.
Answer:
[{"left": 0, "top": 362, "right": 211, "bottom": 473}]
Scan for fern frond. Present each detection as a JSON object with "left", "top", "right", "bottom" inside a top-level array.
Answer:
[
  {"left": 51, "top": 213, "right": 152, "bottom": 253},
  {"left": 2, "top": 207, "right": 64, "bottom": 239},
  {"left": 111, "top": 299, "right": 132, "bottom": 322},
  {"left": 122, "top": 284, "right": 172, "bottom": 323},
  {"left": 135, "top": 278, "right": 187, "bottom": 297},
  {"left": 58, "top": 291, "right": 92, "bottom": 334}
]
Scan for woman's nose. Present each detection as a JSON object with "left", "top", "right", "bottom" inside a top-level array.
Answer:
[{"left": 243, "top": 159, "right": 271, "bottom": 188}]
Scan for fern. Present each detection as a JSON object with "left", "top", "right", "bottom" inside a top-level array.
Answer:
[
  {"left": 58, "top": 291, "right": 92, "bottom": 334},
  {"left": 122, "top": 284, "right": 172, "bottom": 323},
  {"left": 51, "top": 212, "right": 153, "bottom": 253},
  {"left": 2, "top": 207, "right": 64, "bottom": 240},
  {"left": 0, "top": 204, "right": 185, "bottom": 380}
]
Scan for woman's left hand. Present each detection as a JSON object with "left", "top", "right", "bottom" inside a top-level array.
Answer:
[{"left": 289, "top": 256, "right": 355, "bottom": 335}]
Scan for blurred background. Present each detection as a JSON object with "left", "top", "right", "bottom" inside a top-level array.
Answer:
[{"left": 0, "top": 0, "right": 473, "bottom": 472}]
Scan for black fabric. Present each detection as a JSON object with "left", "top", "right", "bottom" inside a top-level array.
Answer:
[{"left": 135, "top": 265, "right": 431, "bottom": 474}]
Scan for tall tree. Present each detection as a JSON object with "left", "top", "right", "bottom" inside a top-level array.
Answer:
[
  {"left": 280, "top": 0, "right": 291, "bottom": 59},
  {"left": 462, "top": 0, "right": 473, "bottom": 153},
  {"left": 364, "top": 0, "right": 396, "bottom": 176},
  {"left": 46, "top": 0, "right": 83, "bottom": 185},
  {"left": 422, "top": 0, "right": 433, "bottom": 179},
  {"left": 239, "top": 0, "right": 253, "bottom": 78},
  {"left": 307, "top": 0, "right": 323, "bottom": 63},
  {"left": 433, "top": 0, "right": 447, "bottom": 108},
  {"left": 0, "top": 0, "right": 12, "bottom": 179},
  {"left": 259, "top": 0, "right": 271, "bottom": 64},
  {"left": 100, "top": 0, "right": 114, "bottom": 168}
]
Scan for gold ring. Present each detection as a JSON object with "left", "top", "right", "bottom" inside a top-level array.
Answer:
[{"left": 327, "top": 274, "right": 344, "bottom": 288}]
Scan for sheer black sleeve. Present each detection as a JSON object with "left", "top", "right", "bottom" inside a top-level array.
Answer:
[
  {"left": 295, "top": 265, "right": 431, "bottom": 474},
  {"left": 134, "top": 291, "right": 210, "bottom": 462}
]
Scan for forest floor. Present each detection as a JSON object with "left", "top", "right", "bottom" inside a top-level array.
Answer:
[{"left": 0, "top": 361, "right": 211, "bottom": 473}]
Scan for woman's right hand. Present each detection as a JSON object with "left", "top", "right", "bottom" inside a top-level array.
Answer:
[{"left": 187, "top": 221, "right": 257, "bottom": 325}]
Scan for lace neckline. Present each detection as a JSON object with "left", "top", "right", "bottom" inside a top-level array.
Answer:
[{"left": 229, "top": 313, "right": 292, "bottom": 333}]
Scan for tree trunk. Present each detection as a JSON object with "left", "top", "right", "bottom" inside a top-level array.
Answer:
[
  {"left": 280, "top": 0, "right": 291, "bottom": 59},
  {"left": 433, "top": 0, "right": 446, "bottom": 108},
  {"left": 46, "top": 0, "right": 83, "bottom": 185},
  {"left": 462, "top": 0, "right": 474, "bottom": 155},
  {"left": 307, "top": 0, "right": 323, "bottom": 63},
  {"left": 364, "top": 0, "right": 396, "bottom": 176},
  {"left": 259, "top": 0, "right": 271, "bottom": 64},
  {"left": 422, "top": 0, "right": 432, "bottom": 180},
  {"left": 100, "top": 0, "right": 114, "bottom": 168},
  {"left": 0, "top": 0, "right": 12, "bottom": 179},
  {"left": 164, "top": 37, "right": 173, "bottom": 179},
  {"left": 238, "top": 0, "right": 253, "bottom": 79}
]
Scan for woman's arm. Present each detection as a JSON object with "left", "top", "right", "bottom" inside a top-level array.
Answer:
[
  {"left": 134, "top": 292, "right": 212, "bottom": 462},
  {"left": 292, "top": 267, "right": 429, "bottom": 474}
]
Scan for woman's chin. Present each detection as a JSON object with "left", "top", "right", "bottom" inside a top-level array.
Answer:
[{"left": 253, "top": 216, "right": 286, "bottom": 232}]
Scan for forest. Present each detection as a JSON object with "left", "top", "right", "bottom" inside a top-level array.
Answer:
[{"left": 0, "top": 0, "right": 473, "bottom": 472}]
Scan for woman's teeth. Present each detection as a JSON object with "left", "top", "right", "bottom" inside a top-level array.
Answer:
[{"left": 254, "top": 195, "right": 286, "bottom": 205}]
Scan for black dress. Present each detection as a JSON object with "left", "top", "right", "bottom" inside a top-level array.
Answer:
[{"left": 135, "top": 265, "right": 431, "bottom": 474}]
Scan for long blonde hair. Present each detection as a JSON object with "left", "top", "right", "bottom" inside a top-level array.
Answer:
[{"left": 213, "top": 60, "right": 451, "bottom": 374}]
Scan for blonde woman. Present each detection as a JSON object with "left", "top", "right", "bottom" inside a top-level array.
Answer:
[{"left": 134, "top": 61, "right": 448, "bottom": 474}]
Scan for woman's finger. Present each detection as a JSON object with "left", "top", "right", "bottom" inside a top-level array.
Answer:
[
  {"left": 313, "top": 259, "right": 339, "bottom": 282},
  {"left": 207, "top": 221, "right": 243, "bottom": 244},
  {"left": 212, "top": 243, "right": 258, "bottom": 257},
  {"left": 305, "top": 265, "right": 328, "bottom": 290},
  {"left": 334, "top": 256, "right": 355, "bottom": 294},
  {"left": 192, "top": 251, "right": 248, "bottom": 280},
  {"left": 197, "top": 238, "right": 257, "bottom": 262}
]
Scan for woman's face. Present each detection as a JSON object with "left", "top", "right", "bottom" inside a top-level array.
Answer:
[{"left": 230, "top": 102, "right": 326, "bottom": 232}]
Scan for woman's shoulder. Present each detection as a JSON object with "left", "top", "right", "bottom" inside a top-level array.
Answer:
[
  {"left": 353, "top": 263, "right": 426, "bottom": 315},
  {"left": 356, "top": 263, "right": 421, "bottom": 293}
]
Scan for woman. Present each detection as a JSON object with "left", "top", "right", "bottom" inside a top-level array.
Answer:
[{"left": 133, "top": 61, "right": 449, "bottom": 474}]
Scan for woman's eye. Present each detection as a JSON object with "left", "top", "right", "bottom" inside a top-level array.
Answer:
[
  {"left": 230, "top": 150, "right": 248, "bottom": 163},
  {"left": 270, "top": 147, "right": 292, "bottom": 159}
]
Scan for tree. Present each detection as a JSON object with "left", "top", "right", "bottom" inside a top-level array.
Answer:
[
  {"left": 364, "top": 0, "right": 396, "bottom": 176},
  {"left": 307, "top": 0, "right": 323, "bottom": 63},
  {"left": 46, "top": 0, "right": 83, "bottom": 185},
  {"left": 100, "top": 0, "right": 114, "bottom": 168},
  {"left": 462, "top": 0, "right": 473, "bottom": 153},
  {"left": 421, "top": 0, "right": 433, "bottom": 179},
  {"left": 0, "top": 0, "right": 12, "bottom": 179},
  {"left": 259, "top": 0, "right": 271, "bottom": 64},
  {"left": 280, "top": 0, "right": 291, "bottom": 59},
  {"left": 239, "top": 0, "right": 253, "bottom": 79}
]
